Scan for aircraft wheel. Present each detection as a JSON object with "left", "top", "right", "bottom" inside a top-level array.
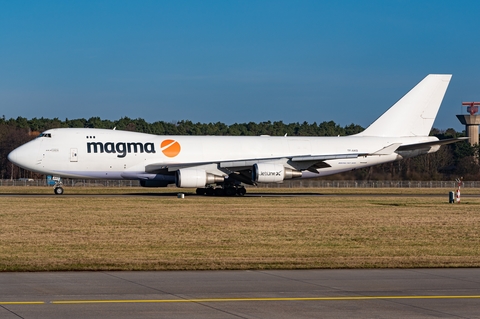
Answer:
[
  {"left": 214, "top": 188, "right": 225, "bottom": 196},
  {"left": 205, "top": 187, "right": 214, "bottom": 196},
  {"left": 225, "top": 187, "right": 236, "bottom": 196},
  {"left": 54, "top": 187, "right": 64, "bottom": 195},
  {"left": 196, "top": 188, "right": 206, "bottom": 195},
  {"left": 237, "top": 187, "right": 246, "bottom": 196}
]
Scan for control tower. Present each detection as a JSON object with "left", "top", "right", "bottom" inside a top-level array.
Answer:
[{"left": 456, "top": 102, "right": 480, "bottom": 146}]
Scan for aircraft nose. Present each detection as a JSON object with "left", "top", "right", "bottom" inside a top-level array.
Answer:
[
  {"left": 8, "top": 144, "right": 34, "bottom": 169},
  {"left": 7, "top": 148, "right": 19, "bottom": 164}
]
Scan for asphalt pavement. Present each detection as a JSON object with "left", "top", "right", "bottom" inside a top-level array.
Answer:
[{"left": 1, "top": 269, "right": 479, "bottom": 318}]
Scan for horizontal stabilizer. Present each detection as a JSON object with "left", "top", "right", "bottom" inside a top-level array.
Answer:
[{"left": 397, "top": 137, "right": 469, "bottom": 151}]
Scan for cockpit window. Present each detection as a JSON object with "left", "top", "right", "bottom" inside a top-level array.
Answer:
[{"left": 37, "top": 133, "right": 52, "bottom": 138}]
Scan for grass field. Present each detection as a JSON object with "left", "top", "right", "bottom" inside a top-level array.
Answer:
[{"left": 1, "top": 186, "right": 479, "bottom": 271}]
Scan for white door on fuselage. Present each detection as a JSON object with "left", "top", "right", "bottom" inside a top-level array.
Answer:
[{"left": 70, "top": 148, "right": 78, "bottom": 162}]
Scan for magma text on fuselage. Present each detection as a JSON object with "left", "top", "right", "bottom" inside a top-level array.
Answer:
[{"left": 86, "top": 142, "right": 156, "bottom": 158}]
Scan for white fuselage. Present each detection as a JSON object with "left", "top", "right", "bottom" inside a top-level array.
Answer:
[{"left": 8, "top": 128, "right": 437, "bottom": 182}]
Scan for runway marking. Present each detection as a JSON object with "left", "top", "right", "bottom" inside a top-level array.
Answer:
[
  {"left": 51, "top": 295, "right": 480, "bottom": 304},
  {"left": 3, "top": 296, "right": 480, "bottom": 305},
  {"left": 0, "top": 301, "right": 45, "bottom": 305}
]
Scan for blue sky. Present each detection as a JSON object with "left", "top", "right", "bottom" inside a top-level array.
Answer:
[{"left": 1, "top": 1, "right": 479, "bottom": 131}]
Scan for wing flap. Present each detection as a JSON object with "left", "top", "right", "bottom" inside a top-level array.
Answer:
[{"left": 291, "top": 154, "right": 361, "bottom": 162}]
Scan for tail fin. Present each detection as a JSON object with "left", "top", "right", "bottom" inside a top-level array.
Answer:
[{"left": 356, "top": 74, "right": 452, "bottom": 137}]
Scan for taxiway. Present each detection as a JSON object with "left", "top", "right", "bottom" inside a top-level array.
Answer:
[{"left": 1, "top": 269, "right": 479, "bottom": 318}]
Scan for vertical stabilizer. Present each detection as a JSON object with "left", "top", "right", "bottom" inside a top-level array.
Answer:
[{"left": 356, "top": 74, "right": 452, "bottom": 137}]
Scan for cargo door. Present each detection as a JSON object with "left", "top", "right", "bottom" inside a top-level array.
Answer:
[{"left": 70, "top": 148, "right": 78, "bottom": 162}]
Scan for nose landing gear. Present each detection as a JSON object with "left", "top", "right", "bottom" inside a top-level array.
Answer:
[
  {"left": 53, "top": 179, "right": 64, "bottom": 195},
  {"left": 54, "top": 186, "right": 64, "bottom": 195}
]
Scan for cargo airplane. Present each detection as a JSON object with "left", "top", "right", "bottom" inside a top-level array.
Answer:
[{"left": 8, "top": 74, "right": 463, "bottom": 195}]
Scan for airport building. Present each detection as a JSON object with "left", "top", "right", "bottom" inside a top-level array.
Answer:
[{"left": 456, "top": 102, "right": 480, "bottom": 146}]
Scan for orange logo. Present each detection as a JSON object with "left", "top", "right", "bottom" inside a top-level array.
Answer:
[{"left": 161, "top": 139, "right": 181, "bottom": 157}]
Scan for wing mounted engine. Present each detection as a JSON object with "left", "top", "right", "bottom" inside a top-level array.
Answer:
[
  {"left": 175, "top": 169, "right": 224, "bottom": 188},
  {"left": 252, "top": 163, "right": 302, "bottom": 183}
]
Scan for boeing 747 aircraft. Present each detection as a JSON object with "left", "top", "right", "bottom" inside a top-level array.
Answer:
[{"left": 8, "top": 74, "right": 464, "bottom": 195}]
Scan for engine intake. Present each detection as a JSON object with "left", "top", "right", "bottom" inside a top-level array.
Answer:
[
  {"left": 175, "top": 169, "right": 224, "bottom": 188},
  {"left": 252, "top": 163, "right": 302, "bottom": 183}
]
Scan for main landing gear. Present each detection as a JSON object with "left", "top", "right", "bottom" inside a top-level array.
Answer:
[{"left": 196, "top": 185, "right": 246, "bottom": 196}]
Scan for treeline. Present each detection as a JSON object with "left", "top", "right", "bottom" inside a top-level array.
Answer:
[
  {"left": 1, "top": 116, "right": 479, "bottom": 181},
  {"left": 2, "top": 116, "right": 365, "bottom": 136}
]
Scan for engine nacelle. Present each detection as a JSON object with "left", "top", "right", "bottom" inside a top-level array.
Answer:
[
  {"left": 252, "top": 163, "right": 302, "bottom": 183},
  {"left": 175, "top": 169, "right": 224, "bottom": 188}
]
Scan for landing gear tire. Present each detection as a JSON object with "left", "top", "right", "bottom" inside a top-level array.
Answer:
[
  {"left": 198, "top": 185, "right": 246, "bottom": 196},
  {"left": 54, "top": 186, "right": 64, "bottom": 195},
  {"left": 236, "top": 187, "right": 246, "bottom": 196},
  {"left": 225, "top": 187, "right": 236, "bottom": 196}
]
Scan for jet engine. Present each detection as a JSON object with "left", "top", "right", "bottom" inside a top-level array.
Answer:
[
  {"left": 252, "top": 163, "right": 302, "bottom": 183},
  {"left": 175, "top": 169, "right": 224, "bottom": 188}
]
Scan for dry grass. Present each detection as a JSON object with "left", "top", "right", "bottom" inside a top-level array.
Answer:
[{"left": 0, "top": 186, "right": 479, "bottom": 271}]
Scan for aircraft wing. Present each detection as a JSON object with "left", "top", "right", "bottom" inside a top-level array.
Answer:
[
  {"left": 145, "top": 138, "right": 467, "bottom": 176},
  {"left": 144, "top": 152, "right": 368, "bottom": 176}
]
